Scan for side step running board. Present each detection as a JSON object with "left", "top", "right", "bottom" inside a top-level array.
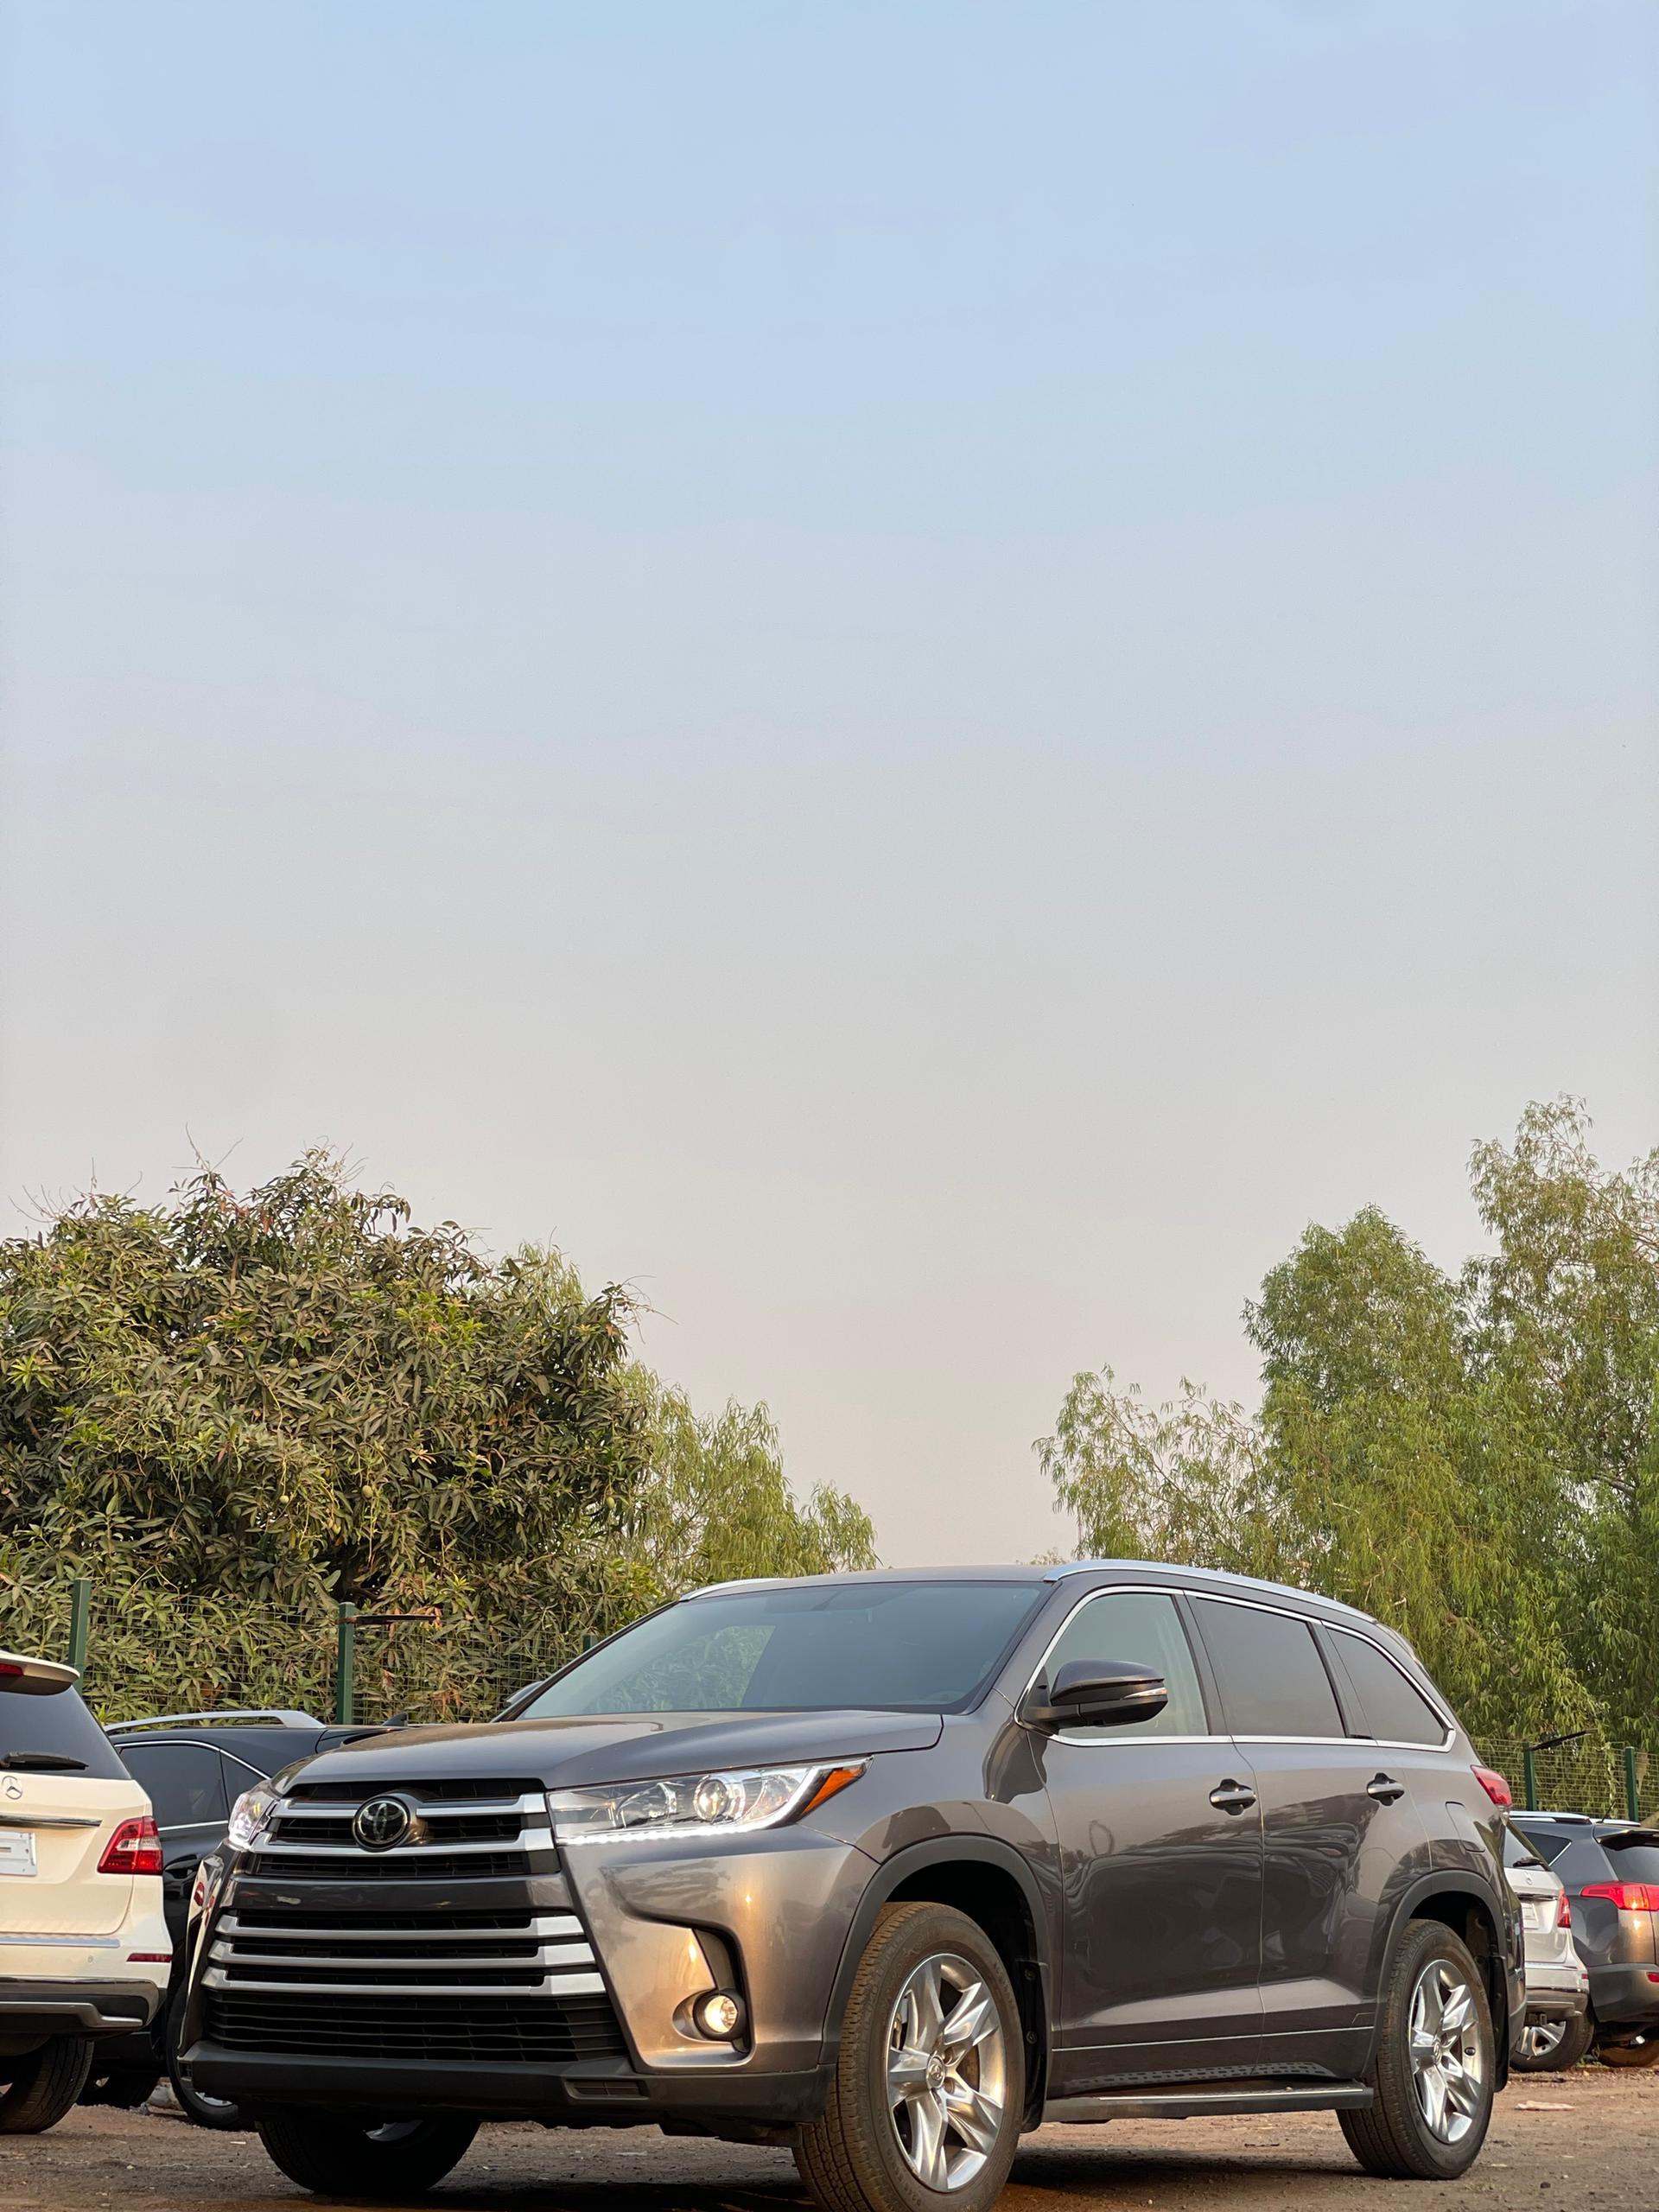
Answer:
[{"left": 1044, "top": 2082, "right": 1373, "bottom": 2124}]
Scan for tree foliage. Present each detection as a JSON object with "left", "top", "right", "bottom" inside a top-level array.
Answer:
[
  {"left": 0, "top": 1153, "right": 874, "bottom": 1716},
  {"left": 1039, "top": 1102, "right": 1659, "bottom": 1745}
]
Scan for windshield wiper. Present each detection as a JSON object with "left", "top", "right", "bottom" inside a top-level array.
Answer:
[{"left": 0, "top": 1752, "right": 87, "bottom": 1772}]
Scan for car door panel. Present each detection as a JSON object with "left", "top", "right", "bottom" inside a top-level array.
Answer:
[{"left": 1037, "top": 1586, "right": 1265, "bottom": 2090}]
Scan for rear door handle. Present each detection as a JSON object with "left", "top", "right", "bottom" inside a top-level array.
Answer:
[
  {"left": 1367, "top": 1774, "right": 1406, "bottom": 1804},
  {"left": 1209, "top": 1780, "right": 1257, "bottom": 1815}
]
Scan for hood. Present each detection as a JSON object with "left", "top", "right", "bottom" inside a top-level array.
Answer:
[{"left": 283, "top": 1707, "right": 943, "bottom": 1791}]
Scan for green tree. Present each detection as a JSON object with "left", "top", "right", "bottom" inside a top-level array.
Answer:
[
  {"left": 1038, "top": 1101, "right": 1658, "bottom": 1747},
  {"left": 0, "top": 1153, "right": 876, "bottom": 1718},
  {"left": 622, "top": 1385, "right": 877, "bottom": 1594}
]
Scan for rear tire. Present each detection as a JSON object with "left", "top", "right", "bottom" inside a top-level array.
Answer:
[
  {"left": 1514, "top": 2012, "right": 1593, "bottom": 2073},
  {"left": 1597, "top": 2036, "right": 1659, "bottom": 2069},
  {"left": 1339, "top": 1920, "right": 1495, "bottom": 2182},
  {"left": 256, "top": 2108, "right": 479, "bottom": 2197},
  {"left": 0, "top": 2037, "right": 95, "bottom": 2134},
  {"left": 795, "top": 1901, "right": 1025, "bottom": 2212}
]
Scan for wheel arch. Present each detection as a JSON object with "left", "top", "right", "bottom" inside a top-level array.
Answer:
[
  {"left": 1377, "top": 1872, "right": 1513, "bottom": 2091},
  {"left": 823, "top": 1839, "right": 1052, "bottom": 2129}
]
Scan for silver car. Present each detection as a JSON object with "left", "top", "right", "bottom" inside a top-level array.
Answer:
[{"left": 1503, "top": 1825, "right": 1591, "bottom": 2070}]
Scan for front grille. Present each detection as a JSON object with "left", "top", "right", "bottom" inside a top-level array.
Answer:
[
  {"left": 205, "top": 1989, "right": 626, "bottom": 2064},
  {"left": 207, "top": 1904, "right": 600, "bottom": 1994},
  {"left": 209, "top": 1779, "right": 622, "bottom": 2069},
  {"left": 245, "top": 1849, "right": 531, "bottom": 1881},
  {"left": 249, "top": 1777, "right": 553, "bottom": 1880}
]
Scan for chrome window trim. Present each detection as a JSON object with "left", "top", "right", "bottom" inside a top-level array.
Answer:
[
  {"left": 1022, "top": 1582, "right": 1226, "bottom": 1747},
  {"left": 1187, "top": 1591, "right": 1455, "bottom": 1751}
]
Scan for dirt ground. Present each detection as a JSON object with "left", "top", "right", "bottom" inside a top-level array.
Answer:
[{"left": 2, "top": 2069, "right": 1655, "bottom": 2212}]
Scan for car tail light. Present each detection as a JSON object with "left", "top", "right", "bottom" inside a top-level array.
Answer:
[
  {"left": 1557, "top": 1894, "right": 1571, "bottom": 1928},
  {"left": 1583, "top": 1882, "right": 1659, "bottom": 1913},
  {"left": 1472, "top": 1765, "right": 1513, "bottom": 1808},
  {"left": 98, "top": 1815, "right": 162, "bottom": 1877}
]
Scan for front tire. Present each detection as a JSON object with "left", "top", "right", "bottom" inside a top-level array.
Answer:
[
  {"left": 1514, "top": 2012, "right": 1593, "bottom": 2073},
  {"left": 796, "top": 1901, "right": 1025, "bottom": 2212},
  {"left": 0, "top": 2037, "right": 95, "bottom": 2134},
  {"left": 256, "top": 2108, "right": 479, "bottom": 2198},
  {"left": 164, "top": 1989, "right": 246, "bottom": 2129},
  {"left": 1339, "top": 1920, "right": 1495, "bottom": 2181}
]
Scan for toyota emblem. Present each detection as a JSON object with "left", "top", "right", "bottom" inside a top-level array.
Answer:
[{"left": 351, "top": 1795, "right": 415, "bottom": 1851}]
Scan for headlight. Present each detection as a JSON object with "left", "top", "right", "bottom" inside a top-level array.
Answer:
[
  {"left": 226, "top": 1779, "right": 283, "bottom": 1850},
  {"left": 546, "top": 1761, "right": 864, "bottom": 1845}
]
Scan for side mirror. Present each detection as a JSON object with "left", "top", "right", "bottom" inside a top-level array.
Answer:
[{"left": 1024, "top": 1658, "right": 1168, "bottom": 1732}]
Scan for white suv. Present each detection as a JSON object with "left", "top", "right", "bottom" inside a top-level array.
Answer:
[{"left": 0, "top": 1649, "right": 171, "bottom": 2133}]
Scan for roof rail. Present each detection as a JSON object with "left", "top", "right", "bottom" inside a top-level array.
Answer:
[{"left": 105, "top": 1708, "right": 323, "bottom": 1732}]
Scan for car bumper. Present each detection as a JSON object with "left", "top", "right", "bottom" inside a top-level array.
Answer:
[
  {"left": 0, "top": 1978, "right": 162, "bottom": 2039},
  {"left": 1524, "top": 1958, "right": 1589, "bottom": 2018},
  {"left": 182, "top": 1828, "right": 874, "bottom": 2130},
  {"left": 1589, "top": 1963, "right": 1659, "bottom": 2029}
]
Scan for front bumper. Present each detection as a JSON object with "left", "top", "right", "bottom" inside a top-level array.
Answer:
[{"left": 182, "top": 1824, "right": 874, "bottom": 2130}]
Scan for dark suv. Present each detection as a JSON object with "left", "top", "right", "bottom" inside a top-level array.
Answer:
[
  {"left": 93, "top": 1710, "right": 376, "bottom": 2120},
  {"left": 1509, "top": 1812, "right": 1659, "bottom": 2066},
  {"left": 179, "top": 1566, "right": 1522, "bottom": 2210}
]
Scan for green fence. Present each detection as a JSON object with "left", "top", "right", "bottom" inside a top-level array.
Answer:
[{"left": 0, "top": 1576, "right": 1650, "bottom": 1815}]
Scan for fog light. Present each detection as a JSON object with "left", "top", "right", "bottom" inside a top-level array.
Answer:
[{"left": 691, "top": 1989, "right": 745, "bottom": 2041}]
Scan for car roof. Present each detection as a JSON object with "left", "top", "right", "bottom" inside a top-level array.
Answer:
[
  {"left": 1514, "top": 1811, "right": 1653, "bottom": 1836},
  {"left": 687, "top": 1560, "right": 1378, "bottom": 1625}
]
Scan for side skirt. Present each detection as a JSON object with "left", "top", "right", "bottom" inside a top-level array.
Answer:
[{"left": 1043, "top": 2081, "right": 1374, "bottom": 2124}]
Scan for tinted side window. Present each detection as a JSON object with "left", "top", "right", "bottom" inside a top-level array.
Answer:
[
  {"left": 1510, "top": 1821, "right": 1572, "bottom": 1865},
  {"left": 1038, "top": 1590, "right": 1209, "bottom": 1738},
  {"left": 0, "top": 1682, "right": 126, "bottom": 1780},
  {"left": 121, "top": 1742, "right": 229, "bottom": 1827},
  {"left": 1192, "top": 1599, "right": 1344, "bottom": 1738},
  {"left": 1332, "top": 1630, "right": 1446, "bottom": 1745}
]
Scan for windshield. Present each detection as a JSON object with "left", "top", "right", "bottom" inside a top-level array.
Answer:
[{"left": 520, "top": 1581, "right": 1045, "bottom": 1717}]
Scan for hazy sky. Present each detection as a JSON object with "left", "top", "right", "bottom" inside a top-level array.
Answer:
[{"left": 3, "top": 2, "right": 1656, "bottom": 1567}]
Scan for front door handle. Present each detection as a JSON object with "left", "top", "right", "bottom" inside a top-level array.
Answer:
[
  {"left": 1367, "top": 1774, "right": 1406, "bottom": 1804},
  {"left": 1209, "top": 1780, "right": 1257, "bottom": 1815}
]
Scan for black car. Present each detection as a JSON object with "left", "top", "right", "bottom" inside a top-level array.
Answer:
[
  {"left": 1509, "top": 1812, "right": 1659, "bottom": 2067},
  {"left": 92, "top": 1708, "right": 374, "bottom": 2121},
  {"left": 178, "top": 1564, "right": 1524, "bottom": 2209}
]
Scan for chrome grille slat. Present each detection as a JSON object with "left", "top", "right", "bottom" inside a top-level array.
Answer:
[
  {"left": 271, "top": 1794, "right": 542, "bottom": 1822},
  {"left": 252, "top": 1832, "right": 550, "bottom": 1858},
  {"left": 203, "top": 1967, "right": 607, "bottom": 1999},
  {"left": 219, "top": 1912, "right": 581, "bottom": 1944}
]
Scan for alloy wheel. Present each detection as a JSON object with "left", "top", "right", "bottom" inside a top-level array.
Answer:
[
  {"left": 884, "top": 1950, "right": 1008, "bottom": 2192},
  {"left": 1518, "top": 2019, "right": 1568, "bottom": 2065},
  {"left": 1408, "top": 1959, "right": 1486, "bottom": 2143}
]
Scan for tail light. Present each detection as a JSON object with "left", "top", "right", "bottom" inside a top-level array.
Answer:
[
  {"left": 98, "top": 1815, "right": 162, "bottom": 1877},
  {"left": 1472, "top": 1765, "right": 1513, "bottom": 1808},
  {"left": 1583, "top": 1882, "right": 1659, "bottom": 1913},
  {"left": 1557, "top": 1894, "right": 1572, "bottom": 1929}
]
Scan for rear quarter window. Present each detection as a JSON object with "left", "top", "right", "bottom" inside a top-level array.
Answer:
[
  {"left": 0, "top": 1681, "right": 127, "bottom": 1781},
  {"left": 1329, "top": 1630, "right": 1447, "bottom": 1745}
]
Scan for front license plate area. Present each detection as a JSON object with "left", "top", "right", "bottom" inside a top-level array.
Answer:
[{"left": 0, "top": 1831, "right": 37, "bottom": 1877}]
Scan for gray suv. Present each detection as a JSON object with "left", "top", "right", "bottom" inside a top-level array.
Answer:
[{"left": 177, "top": 1565, "right": 1523, "bottom": 2210}]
